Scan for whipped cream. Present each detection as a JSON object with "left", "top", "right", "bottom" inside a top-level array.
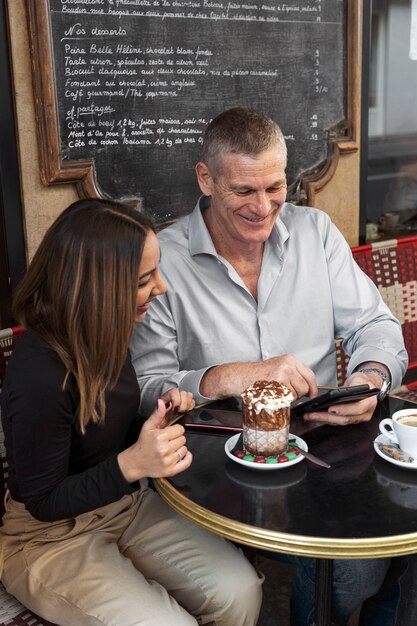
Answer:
[{"left": 241, "top": 380, "right": 294, "bottom": 414}]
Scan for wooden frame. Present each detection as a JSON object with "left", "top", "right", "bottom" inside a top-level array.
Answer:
[
  {"left": 26, "top": 0, "right": 361, "bottom": 207},
  {"left": 26, "top": 0, "right": 98, "bottom": 198},
  {"left": 302, "top": 0, "right": 361, "bottom": 206}
]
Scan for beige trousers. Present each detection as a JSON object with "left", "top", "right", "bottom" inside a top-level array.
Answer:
[{"left": 0, "top": 488, "right": 262, "bottom": 626}]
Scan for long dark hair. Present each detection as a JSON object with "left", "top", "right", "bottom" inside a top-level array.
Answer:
[{"left": 13, "top": 199, "right": 155, "bottom": 432}]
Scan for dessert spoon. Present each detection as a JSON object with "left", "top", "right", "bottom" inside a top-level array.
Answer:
[{"left": 288, "top": 439, "right": 331, "bottom": 468}]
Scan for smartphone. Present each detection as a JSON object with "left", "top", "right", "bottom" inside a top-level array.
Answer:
[
  {"left": 181, "top": 398, "right": 243, "bottom": 433},
  {"left": 291, "top": 384, "right": 379, "bottom": 415},
  {"left": 180, "top": 385, "right": 380, "bottom": 430}
]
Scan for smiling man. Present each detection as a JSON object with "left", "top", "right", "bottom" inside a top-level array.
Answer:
[
  {"left": 132, "top": 107, "right": 406, "bottom": 420},
  {"left": 131, "top": 107, "right": 407, "bottom": 626}
]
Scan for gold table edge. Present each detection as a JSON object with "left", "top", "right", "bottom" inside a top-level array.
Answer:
[
  {"left": 159, "top": 391, "right": 417, "bottom": 558},
  {"left": 153, "top": 476, "right": 417, "bottom": 559}
]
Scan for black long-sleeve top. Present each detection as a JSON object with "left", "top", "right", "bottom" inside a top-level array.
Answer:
[{"left": 1, "top": 331, "right": 142, "bottom": 522}]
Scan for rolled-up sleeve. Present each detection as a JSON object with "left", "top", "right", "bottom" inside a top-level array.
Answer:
[{"left": 325, "top": 220, "right": 408, "bottom": 387}]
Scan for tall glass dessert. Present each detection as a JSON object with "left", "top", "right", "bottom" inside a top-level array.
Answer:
[{"left": 241, "top": 380, "right": 294, "bottom": 457}]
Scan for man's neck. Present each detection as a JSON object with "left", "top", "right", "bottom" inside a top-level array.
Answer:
[
  {"left": 203, "top": 205, "right": 264, "bottom": 264},
  {"left": 203, "top": 207, "right": 264, "bottom": 300}
]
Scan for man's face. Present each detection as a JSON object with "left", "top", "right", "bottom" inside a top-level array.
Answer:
[{"left": 196, "top": 147, "right": 287, "bottom": 246}]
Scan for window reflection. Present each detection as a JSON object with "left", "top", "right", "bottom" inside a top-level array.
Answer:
[{"left": 366, "top": 0, "right": 417, "bottom": 241}]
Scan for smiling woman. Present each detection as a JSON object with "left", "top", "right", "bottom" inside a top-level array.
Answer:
[
  {"left": 0, "top": 198, "right": 262, "bottom": 626},
  {"left": 135, "top": 231, "right": 166, "bottom": 323}
]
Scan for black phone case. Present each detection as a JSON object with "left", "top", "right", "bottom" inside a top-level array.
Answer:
[
  {"left": 291, "top": 385, "right": 379, "bottom": 414},
  {"left": 182, "top": 400, "right": 243, "bottom": 432}
]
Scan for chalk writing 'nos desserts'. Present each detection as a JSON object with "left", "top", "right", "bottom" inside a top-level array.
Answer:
[{"left": 57, "top": 0, "right": 329, "bottom": 156}]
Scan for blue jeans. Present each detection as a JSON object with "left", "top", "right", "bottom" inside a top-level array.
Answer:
[
  {"left": 267, "top": 553, "right": 396, "bottom": 626},
  {"left": 391, "top": 554, "right": 417, "bottom": 626}
]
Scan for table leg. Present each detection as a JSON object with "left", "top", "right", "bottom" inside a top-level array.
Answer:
[{"left": 312, "top": 558, "right": 333, "bottom": 626}]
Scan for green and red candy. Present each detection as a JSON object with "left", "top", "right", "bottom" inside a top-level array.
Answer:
[{"left": 233, "top": 439, "right": 301, "bottom": 463}]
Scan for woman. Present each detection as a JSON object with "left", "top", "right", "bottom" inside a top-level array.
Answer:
[{"left": 0, "top": 199, "right": 262, "bottom": 626}]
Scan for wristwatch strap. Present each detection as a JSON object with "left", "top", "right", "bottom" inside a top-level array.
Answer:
[{"left": 356, "top": 367, "right": 391, "bottom": 401}]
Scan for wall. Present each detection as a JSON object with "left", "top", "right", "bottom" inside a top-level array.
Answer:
[
  {"left": 7, "top": 0, "right": 77, "bottom": 261},
  {"left": 7, "top": 0, "right": 361, "bottom": 257}
]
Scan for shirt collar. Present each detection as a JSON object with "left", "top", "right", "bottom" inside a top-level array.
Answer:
[
  {"left": 272, "top": 204, "right": 290, "bottom": 247},
  {"left": 188, "top": 196, "right": 220, "bottom": 257},
  {"left": 188, "top": 196, "right": 290, "bottom": 257}
]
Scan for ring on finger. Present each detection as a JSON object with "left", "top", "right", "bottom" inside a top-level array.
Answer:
[{"left": 176, "top": 449, "right": 182, "bottom": 463}]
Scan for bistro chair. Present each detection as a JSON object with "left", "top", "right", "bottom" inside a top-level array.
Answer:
[
  {"left": 336, "top": 236, "right": 417, "bottom": 403},
  {"left": 0, "top": 326, "right": 58, "bottom": 626}
]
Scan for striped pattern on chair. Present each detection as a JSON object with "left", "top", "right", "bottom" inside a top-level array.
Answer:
[
  {"left": 390, "top": 380, "right": 417, "bottom": 403},
  {"left": 0, "top": 327, "right": 58, "bottom": 626},
  {"left": 336, "top": 236, "right": 417, "bottom": 402}
]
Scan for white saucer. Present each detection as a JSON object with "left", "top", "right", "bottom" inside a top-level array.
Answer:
[
  {"left": 224, "top": 433, "right": 307, "bottom": 471},
  {"left": 374, "top": 434, "right": 417, "bottom": 470}
]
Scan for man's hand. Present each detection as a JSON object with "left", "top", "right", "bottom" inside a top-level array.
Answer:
[
  {"left": 303, "top": 367, "right": 386, "bottom": 426},
  {"left": 200, "top": 354, "right": 318, "bottom": 400}
]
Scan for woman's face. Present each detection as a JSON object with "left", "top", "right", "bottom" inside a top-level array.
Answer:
[{"left": 135, "top": 231, "right": 167, "bottom": 323}]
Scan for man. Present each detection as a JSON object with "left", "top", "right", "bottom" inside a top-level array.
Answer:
[
  {"left": 394, "top": 555, "right": 417, "bottom": 624},
  {"left": 133, "top": 107, "right": 406, "bottom": 418},
  {"left": 131, "top": 107, "right": 407, "bottom": 625}
]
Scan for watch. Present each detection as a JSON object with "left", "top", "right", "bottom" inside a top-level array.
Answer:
[{"left": 357, "top": 367, "right": 391, "bottom": 401}]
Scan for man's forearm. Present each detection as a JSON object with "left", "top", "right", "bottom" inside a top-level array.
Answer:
[
  {"left": 199, "top": 362, "right": 257, "bottom": 399},
  {"left": 350, "top": 361, "right": 392, "bottom": 398},
  {"left": 353, "top": 361, "right": 391, "bottom": 384},
  {"left": 199, "top": 354, "right": 318, "bottom": 401}
]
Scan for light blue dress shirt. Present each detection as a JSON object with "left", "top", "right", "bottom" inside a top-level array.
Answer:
[{"left": 131, "top": 198, "right": 408, "bottom": 416}]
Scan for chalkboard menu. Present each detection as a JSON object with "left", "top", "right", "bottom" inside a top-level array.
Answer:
[{"left": 27, "top": 0, "right": 357, "bottom": 224}]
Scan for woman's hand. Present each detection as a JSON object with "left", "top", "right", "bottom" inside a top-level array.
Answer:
[
  {"left": 161, "top": 388, "right": 195, "bottom": 419},
  {"left": 117, "top": 399, "right": 192, "bottom": 482}
]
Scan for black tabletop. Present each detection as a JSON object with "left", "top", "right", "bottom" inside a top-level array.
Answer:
[{"left": 154, "top": 394, "right": 417, "bottom": 558}]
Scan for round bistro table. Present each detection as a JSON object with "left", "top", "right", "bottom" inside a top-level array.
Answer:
[{"left": 154, "top": 393, "right": 417, "bottom": 625}]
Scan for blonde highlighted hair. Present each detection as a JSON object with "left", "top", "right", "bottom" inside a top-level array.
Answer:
[{"left": 13, "top": 199, "right": 154, "bottom": 432}]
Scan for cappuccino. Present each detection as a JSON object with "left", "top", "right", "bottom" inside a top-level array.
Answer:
[
  {"left": 380, "top": 409, "right": 417, "bottom": 457},
  {"left": 397, "top": 415, "right": 417, "bottom": 427}
]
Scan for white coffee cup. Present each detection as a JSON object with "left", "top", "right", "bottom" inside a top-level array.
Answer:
[
  {"left": 379, "top": 409, "right": 417, "bottom": 457},
  {"left": 376, "top": 466, "right": 417, "bottom": 510},
  {"left": 379, "top": 212, "right": 400, "bottom": 229}
]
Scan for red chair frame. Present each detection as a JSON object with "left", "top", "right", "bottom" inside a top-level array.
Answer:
[{"left": 336, "top": 236, "right": 417, "bottom": 402}]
